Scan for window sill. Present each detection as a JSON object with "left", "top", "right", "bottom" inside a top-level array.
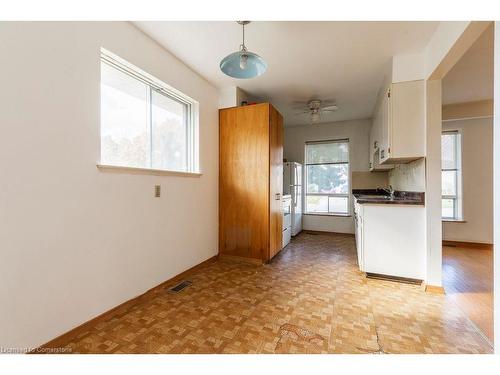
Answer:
[
  {"left": 442, "top": 219, "right": 466, "bottom": 223},
  {"left": 97, "top": 164, "right": 202, "bottom": 177},
  {"left": 304, "top": 213, "right": 352, "bottom": 218}
]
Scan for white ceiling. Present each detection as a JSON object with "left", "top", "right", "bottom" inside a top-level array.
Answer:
[
  {"left": 442, "top": 24, "right": 494, "bottom": 105},
  {"left": 134, "top": 21, "right": 440, "bottom": 126}
]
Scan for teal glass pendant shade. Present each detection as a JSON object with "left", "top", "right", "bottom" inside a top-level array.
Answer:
[
  {"left": 220, "top": 21, "right": 267, "bottom": 79},
  {"left": 220, "top": 50, "right": 267, "bottom": 79}
]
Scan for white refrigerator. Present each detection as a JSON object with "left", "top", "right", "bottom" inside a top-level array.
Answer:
[{"left": 283, "top": 162, "right": 303, "bottom": 236}]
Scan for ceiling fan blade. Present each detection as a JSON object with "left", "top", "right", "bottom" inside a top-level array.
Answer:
[
  {"left": 291, "top": 100, "right": 309, "bottom": 106},
  {"left": 322, "top": 105, "right": 338, "bottom": 111},
  {"left": 293, "top": 111, "right": 310, "bottom": 116}
]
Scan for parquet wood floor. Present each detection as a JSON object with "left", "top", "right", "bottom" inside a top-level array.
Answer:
[
  {"left": 443, "top": 245, "right": 493, "bottom": 344},
  {"left": 61, "top": 233, "right": 492, "bottom": 353}
]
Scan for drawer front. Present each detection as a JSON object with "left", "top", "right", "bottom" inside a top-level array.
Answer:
[
  {"left": 282, "top": 226, "right": 291, "bottom": 248},
  {"left": 283, "top": 212, "right": 292, "bottom": 230}
]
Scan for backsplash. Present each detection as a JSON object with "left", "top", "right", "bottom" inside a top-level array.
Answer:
[
  {"left": 352, "top": 171, "right": 389, "bottom": 189},
  {"left": 388, "top": 158, "right": 426, "bottom": 192}
]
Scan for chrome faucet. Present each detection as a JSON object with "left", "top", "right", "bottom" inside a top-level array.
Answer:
[{"left": 381, "top": 185, "right": 395, "bottom": 200}]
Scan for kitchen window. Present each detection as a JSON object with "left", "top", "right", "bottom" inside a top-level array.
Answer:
[
  {"left": 441, "top": 131, "right": 462, "bottom": 220},
  {"left": 304, "top": 139, "right": 350, "bottom": 215},
  {"left": 99, "top": 49, "right": 199, "bottom": 173}
]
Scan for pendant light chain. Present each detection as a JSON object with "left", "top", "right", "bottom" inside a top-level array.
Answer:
[{"left": 241, "top": 23, "right": 247, "bottom": 51}]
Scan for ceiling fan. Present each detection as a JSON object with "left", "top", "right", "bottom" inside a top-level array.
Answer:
[{"left": 294, "top": 99, "right": 339, "bottom": 123}]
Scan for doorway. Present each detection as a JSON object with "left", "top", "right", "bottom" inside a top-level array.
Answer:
[{"left": 440, "top": 24, "right": 494, "bottom": 343}]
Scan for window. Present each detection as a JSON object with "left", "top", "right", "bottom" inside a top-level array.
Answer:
[
  {"left": 304, "top": 140, "right": 350, "bottom": 215},
  {"left": 100, "top": 49, "right": 198, "bottom": 173},
  {"left": 441, "top": 131, "right": 462, "bottom": 220}
]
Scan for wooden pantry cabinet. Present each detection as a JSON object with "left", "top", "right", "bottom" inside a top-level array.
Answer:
[{"left": 219, "top": 103, "right": 284, "bottom": 263}]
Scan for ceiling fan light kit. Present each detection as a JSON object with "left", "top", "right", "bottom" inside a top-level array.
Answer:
[
  {"left": 294, "top": 99, "right": 339, "bottom": 123},
  {"left": 220, "top": 21, "right": 267, "bottom": 79},
  {"left": 310, "top": 112, "right": 321, "bottom": 123}
]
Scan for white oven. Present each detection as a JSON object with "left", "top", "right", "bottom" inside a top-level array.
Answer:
[{"left": 282, "top": 195, "right": 292, "bottom": 247}]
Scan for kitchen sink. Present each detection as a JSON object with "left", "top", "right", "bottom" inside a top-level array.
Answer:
[{"left": 357, "top": 194, "right": 393, "bottom": 200}]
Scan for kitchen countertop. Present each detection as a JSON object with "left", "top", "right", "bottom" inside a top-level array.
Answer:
[{"left": 352, "top": 189, "right": 425, "bottom": 206}]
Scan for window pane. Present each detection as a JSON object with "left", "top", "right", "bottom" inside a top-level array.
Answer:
[
  {"left": 100, "top": 62, "right": 151, "bottom": 168},
  {"left": 329, "top": 196, "right": 348, "bottom": 214},
  {"left": 442, "top": 170, "right": 457, "bottom": 196},
  {"left": 151, "top": 91, "right": 188, "bottom": 171},
  {"left": 442, "top": 133, "right": 457, "bottom": 170},
  {"left": 442, "top": 198, "right": 455, "bottom": 218},
  {"left": 306, "top": 195, "right": 328, "bottom": 213},
  {"left": 307, "top": 164, "right": 348, "bottom": 194},
  {"left": 305, "top": 142, "right": 348, "bottom": 164}
]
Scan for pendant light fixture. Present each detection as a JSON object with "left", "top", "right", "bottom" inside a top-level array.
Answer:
[{"left": 220, "top": 21, "right": 267, "bottom": 79}]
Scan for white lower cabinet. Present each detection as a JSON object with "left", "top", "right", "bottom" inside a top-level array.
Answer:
[
  {"left": 353, "top": 199, "right": 425, "bottom": 280},
  {"left": 354, "top": 202, "right": 364, "bottom": 272}
]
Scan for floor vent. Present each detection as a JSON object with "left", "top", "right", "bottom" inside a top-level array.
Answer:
[{"left": 169, "top": 280, "right": 192, "bottom": 293}]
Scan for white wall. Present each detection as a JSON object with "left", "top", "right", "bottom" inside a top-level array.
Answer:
[
  {"left": 218, "top": 87, "right": 254, "bottom": 109},
  {"left": 493, "top": 20, "right": 500, "bottom": 349},
  {"left": 388, "top": 158, "right": 426, "bottom": 192},
  {"left": 0, "top": 22, "right": 219, "bottom": 349},
  {"left": 392, "top": 52, "right": 425, "bottom": 83},
  {"left": 424, "top": 22, "right": 471, "bottom": 78},
  {"left": 424, "top": 79, "right": 443, "bottom": 287},
  {"left": 284, "top": 119, "right": 375, "bottom": 234},
  {"left": 442, "top": 117, "right": 493, "bottom": 244},
  {"left": 218, "top": 87, "right": 238, "bottom": 109}
]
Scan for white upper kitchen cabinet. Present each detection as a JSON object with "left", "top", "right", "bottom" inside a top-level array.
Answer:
[
  {"left": 369, "top": 95, "right": 393, "bottom": 171},
  {"left": 378, "top": 79, "right": 426, "bottom": 164}
]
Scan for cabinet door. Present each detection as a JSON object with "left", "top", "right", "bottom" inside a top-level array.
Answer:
[
  {"left": 390, "top": 80, "right": 425, "bottom": 160},
  {"left": 354, "top": 203, "right": 364, "bottom": 271},
  {"left": 369, "top": 102, "right": 381, "bottom": 170},
  {"left": 373, "top": 103, "right": 380, "bottom": 151},
  {"left": 269, "top": 105, "right": 284, "bottom": 260},
  {"left": 380, "top": 87, "right": 391, "bottom": 163},
  {"left": 219, "top": 104, "right": 270, "bottom": 261},
  {"left": 369, "top": 122, "right": 374, "bottom": 171}
]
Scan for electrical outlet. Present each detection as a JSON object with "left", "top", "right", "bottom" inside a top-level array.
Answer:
[{"left": 154, "top": 185, "right": 161, "bottom": 197}]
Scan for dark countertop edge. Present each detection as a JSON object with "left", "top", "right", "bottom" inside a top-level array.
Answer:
[
  {"left": 353, "top": 198, "right": 424, "bottom": 206},
  {"left": 352, "top": 189, "right": 425, "bottom": 206}
]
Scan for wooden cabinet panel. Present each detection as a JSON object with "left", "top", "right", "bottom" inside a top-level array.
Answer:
[
  {"left": 269, "top": 105, "right": 283, "bottom": 260},
  {"left": 219, "top": 104, "right": 270, "bottom": 261},
  {"left": 219, "top": 103, "right": 283, "bottom": 263}
]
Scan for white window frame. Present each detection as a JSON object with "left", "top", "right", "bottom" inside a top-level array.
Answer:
[
  {"left": 99, "top": 48, "right": 199, "bottom": 174},
  {"left": 441, "top": 130, "right": 463, "bottom": 221},
  {"left": 304, "top": 139, "right": 351, "bottom": 216}
]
